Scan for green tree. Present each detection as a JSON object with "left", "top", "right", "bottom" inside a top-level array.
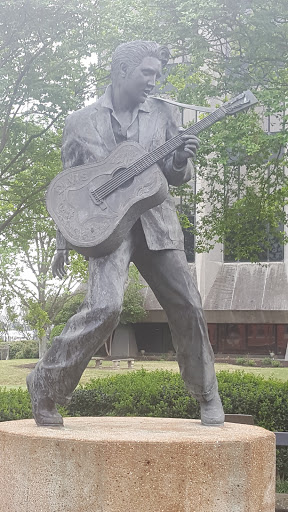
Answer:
[
  {"left": 0, "top": 0, "right": 141, "bottom": 236},
  {"left": 0, "top": 197, "right": 86, "bottom": 356},
  {"left": 1, "top": 0, "right": 287, "bottom": 271},
  {"left": 152, "top": 0, "right": 288, "bottom": 260},
  {"left": 120, "top": 265, "right": 147, "bottom": 325}
]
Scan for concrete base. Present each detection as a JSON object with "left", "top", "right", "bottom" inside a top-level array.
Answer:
[{"left": 0, "top": 417, "right": 275, "bottom": 512}]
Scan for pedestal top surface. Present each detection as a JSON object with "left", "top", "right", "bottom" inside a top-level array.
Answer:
[{"left": 0, "top": 417, "right": 275, "bottom": 444}]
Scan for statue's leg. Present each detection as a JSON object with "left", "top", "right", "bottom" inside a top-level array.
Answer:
[
  {"left": 133, "top": 246, "right": 224, "bottom": 426},
  {"left": 27, "top": 234, "right": 134, "bottom": 426}
]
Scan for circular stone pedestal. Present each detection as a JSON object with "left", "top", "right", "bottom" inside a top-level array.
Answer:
[{"left": 0, "top": 417, "right": 275, "bottom": 512}]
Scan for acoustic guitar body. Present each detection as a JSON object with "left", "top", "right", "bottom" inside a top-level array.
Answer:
[{"left": 46, "top": 141, "right": 168, "bottom": 258}]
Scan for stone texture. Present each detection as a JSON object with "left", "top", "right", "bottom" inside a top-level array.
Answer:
[{"left": 0, "top": 417, "right": 275, "bottom": 512}]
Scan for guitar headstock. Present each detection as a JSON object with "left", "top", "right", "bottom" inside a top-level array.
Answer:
[{"left": 223, "top": 90, "right": 258, "bottom": 115}]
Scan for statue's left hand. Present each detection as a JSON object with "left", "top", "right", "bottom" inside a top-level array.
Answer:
[
  {"left": 174, "top": 129, "right": 200, "bottom": 167},
  {"left": 52, "top": 250, "right": 70, "bottom": 279}
]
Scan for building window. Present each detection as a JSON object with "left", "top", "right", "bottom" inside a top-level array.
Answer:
[
  {"left": 208, "top": 324, "right": 218, "bottom": 350},
  {"left": 276, "top": 325, "right": 288, "bottom": 356},
  {"left": 134, "top": 323, "right": 174, "bottom": 354},
  {"left": 218, "top": 324, "right": 246, "bottom": 352},
  {"left": 247, "top": 324, "right": 276, "bottom": 351}
]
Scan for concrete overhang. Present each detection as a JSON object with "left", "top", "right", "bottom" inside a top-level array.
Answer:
[{"left": 140, "top": 262, "right": 288, "bottom": 324}]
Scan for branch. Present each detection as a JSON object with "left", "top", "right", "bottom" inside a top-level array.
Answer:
[
  {"left": 0, "top": 274, "right": 32, "bottom": 308},
  {"left": 0, "top": 42, "right": 50, "bottom": 153},
  {"left": 0, "top": 111, "right": 62, "bottom": 179},
  {"left": 0, "top": 182, "right": 47, "bottom": 234}
]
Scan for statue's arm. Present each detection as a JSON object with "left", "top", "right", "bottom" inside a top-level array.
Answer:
[
  {"left": 52, "top": 114, "right": 82, "bottom": 277},
  {"left": 160, "top": 105, "right": 199, "bottom": 187},
  {"left": 61, "top": 112, "right": 87, "bottom": 170}
]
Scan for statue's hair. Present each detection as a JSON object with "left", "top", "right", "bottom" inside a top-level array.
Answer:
[{"left": 111, "top": 41, "right": 170, "bottom": 82}]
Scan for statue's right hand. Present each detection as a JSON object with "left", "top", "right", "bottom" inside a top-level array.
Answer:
[{"left": 52, "top": 250, "right": 70, "bottom": 279}]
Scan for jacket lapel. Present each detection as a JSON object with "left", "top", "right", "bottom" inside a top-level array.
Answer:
[
  {"left": 139, "top": 107, "right": 159, "bottom": 151},
  {"left": 90, "top": 102, "right": 117, "bottom": 157}
]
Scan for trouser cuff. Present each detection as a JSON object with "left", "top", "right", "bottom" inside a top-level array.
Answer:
[{"left": 194, "top": 383, "right": 218, "bottom": 402}]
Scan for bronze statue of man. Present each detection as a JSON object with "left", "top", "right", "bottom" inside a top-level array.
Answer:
[{"left": 27, "top": 41, "right": 224, "bottom": 427}]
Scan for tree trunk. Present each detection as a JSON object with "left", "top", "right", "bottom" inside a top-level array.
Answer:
[{"left": 38, "top": 335, "right": 47, "bottom": 359}]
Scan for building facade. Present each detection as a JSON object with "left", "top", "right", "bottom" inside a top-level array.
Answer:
[{"left": 133, "top": 104, "right": 288, "bottom": 357}]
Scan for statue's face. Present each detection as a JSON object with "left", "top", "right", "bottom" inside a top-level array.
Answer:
[{"left": 123, "top": 56, "right": 162, "bottom": 105}]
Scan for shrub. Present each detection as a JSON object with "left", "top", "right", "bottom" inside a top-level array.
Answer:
[
  {"left": 235, "top": 357, "right": 246, "bottom": 366},
  {"left": 0, "top": 388, "right": 32, "bottom": 421},
  {"left": 50, "top": 324, "right": 65, "bottom": 341},
  {"left": 68, "top": 370, "right": 288, "bottom": 432},
  {"left": 235, "top": 357, "right": 256, "bottom": 367},
  {"left": 0, "top": 387, "right": 66, "bottom": 422},
  {"left": 276, "top": 477, "right": 288, "bottom": 494},
  {"left": 9, "top": 342, "right": 25, "bottom": 359},
  {"left": 245, "top": 359, "right": 256, "bottom": 367},
  {"left": 262, "top": 357, "right": 272, "bottom": 366},
  {"left": 68, "top": 369, "right": 200, "bottom": 419},
  {"left": 9, "top": 339, "right": 39, "bottom": 359},
  {"left": 272, "top": 360, "right": 281, "bottom": 367}
]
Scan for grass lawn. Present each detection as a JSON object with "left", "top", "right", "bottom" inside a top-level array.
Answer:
[{"left": 0, "top": 358, "right": 288, "bottom": 389}]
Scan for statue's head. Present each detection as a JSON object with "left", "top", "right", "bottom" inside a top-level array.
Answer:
[{"left": 111, "top": 41, "right": 170, "bottom": 105}]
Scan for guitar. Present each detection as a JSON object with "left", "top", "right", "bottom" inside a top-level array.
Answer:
[{"left": 46, "top": 90, "right": 258, "bottom": 258}]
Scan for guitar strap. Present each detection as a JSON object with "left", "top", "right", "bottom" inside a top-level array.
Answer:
[{"left": 150, "top": 96, "right": 215, "bottom": 113}]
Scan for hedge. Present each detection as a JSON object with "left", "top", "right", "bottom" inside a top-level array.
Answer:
[
  {"left": 0, "top": 387, "right": 32, "bottom": 422},
  {"left": 9, "top": 340, "right": 39, "bottom": 359},
  {"left": 0, "top": 370, "right": 287, "bottom": 477},
  {"left": 68, "top": 370, "right": 288, "bottom": 431}
]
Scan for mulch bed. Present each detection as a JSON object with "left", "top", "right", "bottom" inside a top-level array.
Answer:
[
  {"left": 215, "top": 356, "right": 288, "bottom": 367},
  {"left": 16, "top": 363, "right": 36, "bottom": 369}
]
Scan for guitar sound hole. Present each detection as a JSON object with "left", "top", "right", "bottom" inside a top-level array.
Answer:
[{"left": 113, "top": 167, "right": 134, "bottom": 190}]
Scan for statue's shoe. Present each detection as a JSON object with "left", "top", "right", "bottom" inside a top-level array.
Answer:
[
  {"left": 26, "top": 372, "right": 63, "bottom": 427},
  {"left": 200, "top": 392, "right": 225, "bottom": 427}
]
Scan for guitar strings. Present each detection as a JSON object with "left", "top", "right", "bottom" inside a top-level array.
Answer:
[
  {"left": 91, "top": 134, "right": 184, "bottom": 199},
  {"left": 91, "top": 109, "right": 224, "bottom": 200}
]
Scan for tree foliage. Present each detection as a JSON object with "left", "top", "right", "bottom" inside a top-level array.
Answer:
[
  {"left": 0, "top": 0, "right": 135, "bottom": 235},
  {"left": 1, "top": 0, "right": 288, "bottom": 326},
  {"left": 0, "top": 198, "right": 84, "bottom": 355},
  {"left": 120, "top": 265, "right": 147, "bottom": 325},
  {"left": 156, "top": 0, "right": 288, "bottom": 260}
]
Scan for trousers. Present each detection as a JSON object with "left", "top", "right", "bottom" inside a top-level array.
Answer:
[{"left": 32, "top": 221, "right": 218, "bottom": 404}]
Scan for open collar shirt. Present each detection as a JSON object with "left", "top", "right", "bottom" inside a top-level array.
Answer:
[{"left": 101, "top": 84, "right": 151, "bottom": 144}]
